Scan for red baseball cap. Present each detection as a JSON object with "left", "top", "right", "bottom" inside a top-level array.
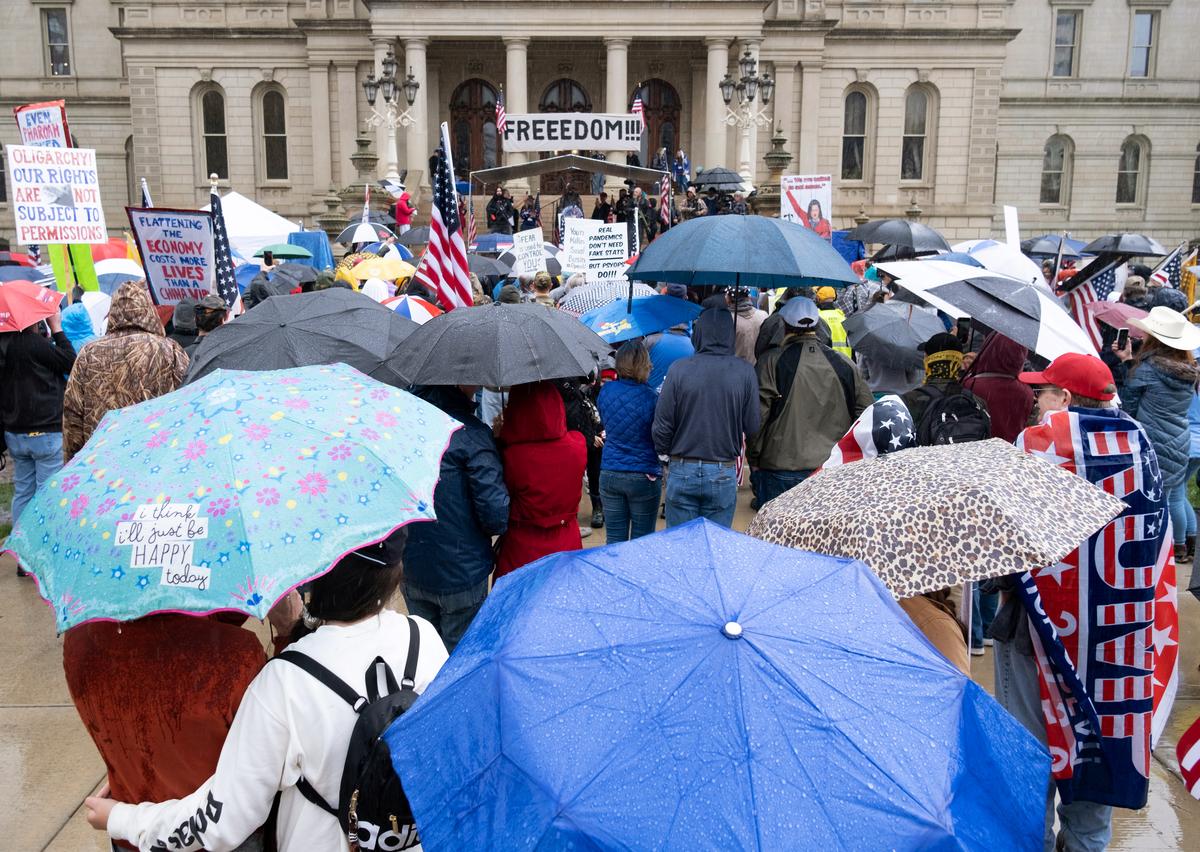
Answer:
[{"left": 1018, "top": 353, "right": 1116, "bottom": 401}]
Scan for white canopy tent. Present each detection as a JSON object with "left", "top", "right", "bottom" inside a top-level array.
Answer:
[{"left": 202, "top": 190, "right": 300, "bottom": 260}]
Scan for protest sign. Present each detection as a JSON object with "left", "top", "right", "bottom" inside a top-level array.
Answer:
[
  {"left": 127, "top": 207, "right": 215, "bottom": 306},
  {"left": 564, "top": 218, "right": 630, "bottom": 283},
  {"left": 510, "top": 228, "right": 547, "bottom": 274},
  {"left": 502, "top": 114, "right": 642, "bottom": 153},
  {"left": 781, "top": 175, "right": 833, "bottom": 240},
  {"left": 13, "top": 100, "right": 71, "bottom": 148},
  {"left": 5, "top": 145, "right": 108, "bottom": 244},
  {"left": 115, "top": 503, "right": 211, "bottom": 590}
]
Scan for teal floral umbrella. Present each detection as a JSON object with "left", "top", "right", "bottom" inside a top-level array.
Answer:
[{"left": 4, "top": 364, "right": 460, "bottom": 632}]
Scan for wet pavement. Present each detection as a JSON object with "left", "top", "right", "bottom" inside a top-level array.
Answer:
[{"left": 2, "top": 486, "right": 1198, "bottom": 849}]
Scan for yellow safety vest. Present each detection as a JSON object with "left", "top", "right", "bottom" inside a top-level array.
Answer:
[{"left": 819, "top": 307, "right": 852, "bottom": 358}]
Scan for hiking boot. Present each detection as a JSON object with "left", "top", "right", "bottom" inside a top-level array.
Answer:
[
  {"left": 1187, "top": 534, "right": 1196, "bottom": 564},
  {"left": 590, "top": 509, "right": 604, "bottom": 529},
  {"left": 1175, "top": 542, "right": 1190, "bottom": 564}
]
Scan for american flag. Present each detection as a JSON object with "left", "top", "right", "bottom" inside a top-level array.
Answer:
[
  {"left": 1066, "top": 262, "right": 1121, "bottom": 350},
  {"left": 413, "top": 135, "right": 471, "bottom": 309},
  {"left": 495, "top": 87, "right": 506, "bottom": 136},
  {"left": 631, "top": 92, "right": 645, "bottom": 129},
  {"left": 821, "top": 394, "right": 916, "bottom": 470},
  {"left": 140, "top": 177, "right": 153, "bottom": 209},
  {"left": 1179, "top": 714, "right": 1200, "bottom": 799},
  {"left": 658, "top": 172, "right": 671, "bottom": 230},
  {"left": 460, "top": 195, "right": 477, "bottom": 250},
  {"left": 1016, "top": 408, "right": 1178, "bottom": 809},
  {"left": 1149, "top": 244, "right": 1193, "bottom": 289},
  {"left": 27, "top": 244, "right": 40, "bottom": 265},
  {"left": 209, "top": 189, "right": 239, "bottom": 308}
]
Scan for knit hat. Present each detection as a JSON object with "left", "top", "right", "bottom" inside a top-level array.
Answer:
[
  {"left": 664, "top": 283, "right": 688, "bottom": 299},
  {"left": 498, "top": 284, "right": 522, "bottom": 304}
]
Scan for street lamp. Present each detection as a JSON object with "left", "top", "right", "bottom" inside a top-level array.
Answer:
[
  {"left": 362, "top": 45, "right": 420, "bottom": 180},
  {"left": 720, "top": 47, "right": 774, "bottom": 190}
]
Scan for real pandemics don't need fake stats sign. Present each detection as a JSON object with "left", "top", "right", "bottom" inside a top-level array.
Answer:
[{"left": 5, "top": 145, "right": 108, "bottom": 244}]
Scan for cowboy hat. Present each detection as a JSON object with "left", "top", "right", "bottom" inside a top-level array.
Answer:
[{"left": 1127, "top": 305, "right": 1200, "bottom": 350}]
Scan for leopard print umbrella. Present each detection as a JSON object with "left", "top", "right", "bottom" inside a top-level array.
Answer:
[{"left": 746, "top": 438, "right": 1126, "bottom": 599}]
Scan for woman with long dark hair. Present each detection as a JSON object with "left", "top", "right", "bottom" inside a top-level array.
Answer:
[
  {"left": 86, "top": 529, "right": 449, "bottom": 852},
  {"left": 806, "top": 199, "right": 831, "bottom": 239}
]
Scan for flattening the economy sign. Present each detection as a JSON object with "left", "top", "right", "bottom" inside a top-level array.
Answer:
[
  {"left": 501, "top": 114, "right": 643, "bottom": 153},
  {"left": 127, "top": 207, "right": 216, "bottom": 306}
]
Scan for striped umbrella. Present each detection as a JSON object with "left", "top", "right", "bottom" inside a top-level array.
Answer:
[
  {"left": 383, "top": 294, "right": 443, "bottom": 324},
  {"left": 558, "top": 281, "right": 657, "bottom": 316},
  {"left": 497, "top": 243, "right": 562, "bottom": 276}
]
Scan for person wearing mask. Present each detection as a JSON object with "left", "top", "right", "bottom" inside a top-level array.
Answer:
[
  {"left": 727, "top": 289, "right": 768, "bottom": 366},
  {"left": 486, "top": 186, "right": 514, "bottom": 235},
  {"left": 166, "top": 298, "right": 198, "bottom": 350},
  {"left": 653, "top": 306, "right": 759, "bottom": 527},
  {"left": 62, "top": 280, "right": 188, "bottom": 462},
  {"left": 390, "top": 183, "right": 416, "bottom": 234},
  {"left": 814, "top": 286, "right": 851, "bottom": 358},
  {"left": 591, "top": 192, "right": 612, "bottom": 222},
  {"left": 0, "top": 310, "right": 76, "bottom": 561},
  {"left": 495, "top": 381, "right": 587, "bottom": 577},
  {"left": 403, "top": 385, "right": 509, "bottom": 651},
  {"left": 597, "top": 341, "right": 662, "bottom": 542},
  {"left": 748, "top": 297, "right": 872, "bottom": 505},
  {"left": 185, "top": 294, "right": 228, "bottom": 359},
  {"left": 1118, "top": 306, "right": 1200, "bottom": 562},
  {"left": 87, "top": 532, "right": 449, "bottom": 852}
]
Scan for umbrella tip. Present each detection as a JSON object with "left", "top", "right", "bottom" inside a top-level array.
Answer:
[{"left": 722, "top": 621, "right": 744, "bottom": 640}]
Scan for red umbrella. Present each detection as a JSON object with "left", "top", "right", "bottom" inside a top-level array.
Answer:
[
  {"left": 90, "top": 238, "right": 131, "bottom": 262},
  {"left": 1085, "top": 300, "right": 1149, "bottom": 338},
  {"left": 0, "top": 280, "right": 64, "bottom": 332},
  {"left": 0, "top": 251, "right": 36, "bottom": 267}
]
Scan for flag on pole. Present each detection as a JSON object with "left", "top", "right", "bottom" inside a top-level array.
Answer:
[
  {"left": 1065, "top": 262, "right": 1122, "bottom": 351},
  {"left": 631, "top": 88, "right": 646, "bottom": 129},
  {"left": 1148, "top": 244, "right": 1193, "bottom": 290},
  {"left": 1179, "top": 714, "right": 1200, "bottom": 799},
  {"left": 658, "top": 172, "right": 671, "bottom": 230},
  {"left": 495, "top": 87, "right": 507, "bottom": 136},
  {"left": 209, "top": 188, "right": 240, "bottom": 309},
  {"left": 413, "top": 125, "right": 472, "bottom": 309},
  {"left": 26, "top": 244, "right": 40, "bottom": 265},
  {"left": 140, "top": 177, "right": 154, "bottom": 209}
]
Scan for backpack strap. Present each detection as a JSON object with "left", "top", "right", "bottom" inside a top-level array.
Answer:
[
  {"left": 275, "top": 650, "right": 368, "bottom": 711},
  {"left": 400, "top": 616, "right": 421, "bottom": 690},
  {"left": 295, "top": 777, "right": 339, "bottom": 817}
]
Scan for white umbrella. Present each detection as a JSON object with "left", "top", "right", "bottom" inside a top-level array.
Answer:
[
  {"left": 877, "top": 260, "right": 1098, "bottom": 360},
  {"left": 93, "top": 258, "right": 144, "bottom": 279},
  {"left": 79, "top": 291, "right": 111, "bottom": 335},
  {"left": 951, "top": 239, "right": 1049, "bottom": 293}
]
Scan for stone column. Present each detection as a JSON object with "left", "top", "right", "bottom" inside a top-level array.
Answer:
[
  {"left": 797, "top": 58, "right": 823, "bottom": 173},
  {"left": 689, "top": 59, "right": 706, "bottom": 169},
  {"left": 308, "top": 62, "right": 333, "bottom": 209},
  {"left": 705, "top": 38, "right": 731, "bottom": 169},
  {"left": 403, "top": 37, "right": 429, "bottom": 190},
  {"left": 770, "top": 61, "right": 796, "bottom": 165},
  {"left": 335, "top": 63, "right": 359, "bottom": 188},
  {"left": 604, "top": 37, "right": 631, "bottom": 192}
]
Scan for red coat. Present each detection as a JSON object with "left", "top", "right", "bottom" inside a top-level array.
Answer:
[
  {"left": 963, "top": 332, "right": 1035, "bottom": 443},
  {"left": 495, "top": 381, "right": 587, "bottom": 578}
]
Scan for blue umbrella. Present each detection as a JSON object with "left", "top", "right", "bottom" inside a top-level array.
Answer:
[
  {"left": 387, "top": 520, "right": 1048, "bottom": 851},
  {"left": 627, "top": 215, "right": 860, "bottom": 288},
  {"left": 469, "top": 232, "right": 514, "bottom": 255},
  {"left": 235, "top": 263, "right": 260, "bottom": 293},
  {"left": 579, "top": 294, "right": 702, "bottom": 343},
  {"left": 360, "top": 241, "right": 415, "bottom": 261},
  {"left": 930, "top": 251, "right": 984, "bottom": 268}
]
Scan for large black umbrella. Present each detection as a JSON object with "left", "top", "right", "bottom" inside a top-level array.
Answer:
[
  {"left": 184, "top": 289, "right": 418, "bottom": 387},
  {"left": 468, "top": 254, "right": 512, "bottom": 278},
  {"left": 846, "top": 219, "right": 951, "bottom": 253},
  {"left": 1020, "top": 235, "right": 1083, "bottom": 258},
  {"left": 398, "top": 227, "right": 432, "bottom": 247},
  {"left": 1081, "top": 233, "right": 1166, "bottom": 257},
  {"left": 843, "top": 302, "right": 944, "bottom": 367},
  {"left": 393, "top": 303, "right": 610, "bottom": 387},
  {"left": 270, "top": 262, "right": 318, "bottom": 288},
  {"left": 690, "top": 167, "right": 744, "bottom": 191},
  {"left": 870, "top": 243, "right": 940, "bottom": 261}
]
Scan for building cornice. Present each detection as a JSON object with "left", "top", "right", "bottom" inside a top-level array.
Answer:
[
  {"left": 827, "top": 28, "right": 1021, "bottom": 42},
  {"left": 109, "top": 27, "right": 305, "bottom": 41}
]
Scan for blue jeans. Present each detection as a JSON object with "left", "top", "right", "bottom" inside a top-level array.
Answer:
[
  {"left": 1184, "top": 457, "right": 1200, "bottom": 538},
  {"left": 1167, "top": 478, "right": 1192, "bottom": 546},
  {"left": 665, "top": 460, "right": 738, "bottom": 529},
  {"left": 753, "top": 469, "right": 811, "bottom": 506},
  {"left": 993, "top": 638, "right": 1113, "bottom": 851},
  {"left": 971, "top": 585, "right": 999, "bottom": 649},
  {"left": 5, "top": 431, "right": 63, "bottom": 526},
  {"left": 599, "top": 470, "right": 661, "bottom": 543},
  {"left": 403, "top": 578, "right": 489, "bottom": 654}
]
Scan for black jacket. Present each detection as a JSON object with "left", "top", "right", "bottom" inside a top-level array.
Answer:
[
  {"left": 0, "top": 327, "right": 76, "bottom": 433},
  {"left": 653, "top": 308, "right": 760, "bottom": 461},
  {"left": 403, "top": 386, "right": 510, "bottom": 593},
  {"left": 486, "top": 196, "right": 514, "bottom": 234}
]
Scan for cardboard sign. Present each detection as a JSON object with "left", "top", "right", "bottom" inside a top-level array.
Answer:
[
  {"left": 781, "top": 175, "right": 833, "bottom": 241},
  {"left": 127, "top": 207, "right": 215, "bottom": 306},
  {"left": 5, "top": 145, "right": 108, "bottom": 244},
  {"left": 502, "top": 114, "right": 642, "bottom": 153},
  {"left": 510, "top": 228, "right": 547, "bottom": 275},
  {"left": 1004, "top": 205, "right": 1021, "bottom": 250},
  {"left": 564, "top": 218, "right": 629, "bottom": 283},
  {"left": 13, "top": 100, "right": 71, "bottom": 148},
  {"left": 115, "top": 503, "right": 211, "bottom": 590}
]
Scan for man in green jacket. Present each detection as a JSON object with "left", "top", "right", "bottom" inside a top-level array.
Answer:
[{"left": 748, "top": 296, "right": 873, "bottom": 506}]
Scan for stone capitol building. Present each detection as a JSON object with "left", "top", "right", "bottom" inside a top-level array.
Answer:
[{"left": 0, "top": 0, "right": 1197, "bottom": 243}]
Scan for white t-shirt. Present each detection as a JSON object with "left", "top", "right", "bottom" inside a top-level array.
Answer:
[{"left": 108, "top": 610, "right": 448, "bottom": 852}]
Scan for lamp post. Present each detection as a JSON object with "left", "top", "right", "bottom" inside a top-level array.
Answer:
[
  {"left": 362, "top": 45, "right": 420, "bottom": 180},
  {"left": 719, "top": 48, "right": 773, "bottom": 191}
]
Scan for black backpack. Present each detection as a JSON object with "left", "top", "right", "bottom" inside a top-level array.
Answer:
[
  {"left": 914, "top": 385, "right": 991, "bottom": 446},
  {"left": 275, "top": 616, "right": 422, "bottom": 851}
]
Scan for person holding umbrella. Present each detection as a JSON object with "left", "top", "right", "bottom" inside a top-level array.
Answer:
[{"left": 596, "top": 341, "right": 662, "bottom": 542}]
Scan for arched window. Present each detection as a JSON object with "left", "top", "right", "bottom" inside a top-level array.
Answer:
[
  {"left": 450, "top": 78, "right": 499, "bottom": 178},
  {"left": 195, "top": 86, "right": 228, "bottom": 180},
  {"left": 1040, "top": 135, "right": 1073, "bottom": 206},
  {"left": 1116, "top": 136, "right": 1148, "bottom": 205},
  {"left": 256, "top": 87, "right": 289, "bottom": 181},
  {"left": 539, "top": 79, "right": 591, "bottom": 113},
  {"left": 1192, "top": 144, "right": 1199, "bottom": 205},
  {"left": 901, "top": 85, "right": 936, "bottom": 182},
  {"left": 840, "top": 90, "right": 868, "bottom": 180}
]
